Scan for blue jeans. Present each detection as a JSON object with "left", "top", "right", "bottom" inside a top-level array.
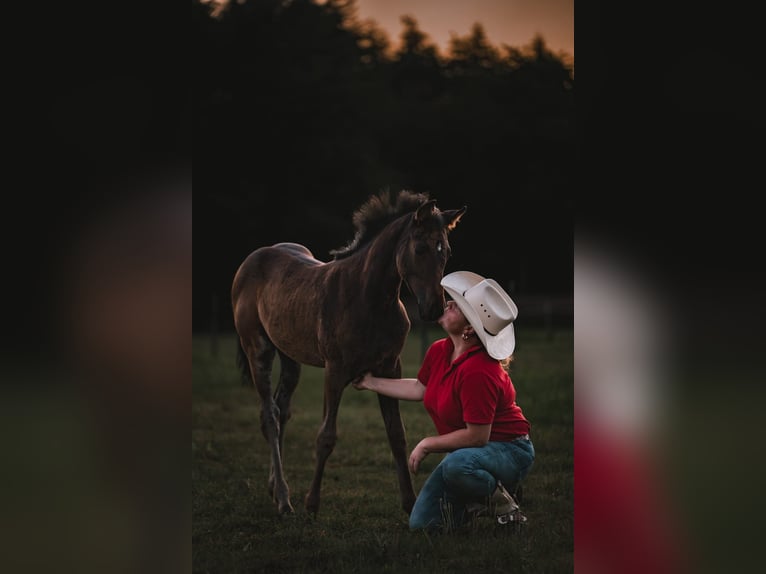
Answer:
[{"left": 408, "top": 438, "right": 535, "bottom": 532}]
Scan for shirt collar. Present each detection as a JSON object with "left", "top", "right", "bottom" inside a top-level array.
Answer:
[{"left": 446, "top": 338, "right": 483, "bottom": 367}]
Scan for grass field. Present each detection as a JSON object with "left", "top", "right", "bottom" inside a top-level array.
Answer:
[{"left": 193, "top": 326, "right": 573, "bottom": 573}]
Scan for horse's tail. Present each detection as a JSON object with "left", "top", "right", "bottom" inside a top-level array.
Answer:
[{"left": 236, "top": 338, "right": 253, "bottom": 387}]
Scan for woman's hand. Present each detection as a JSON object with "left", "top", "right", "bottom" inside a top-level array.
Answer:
[
  {"left": 351, "top": 372, "right": 373, "bottom": 391},
  {"left": 408, "top": 438, "right": 430, "bottom": 474}
]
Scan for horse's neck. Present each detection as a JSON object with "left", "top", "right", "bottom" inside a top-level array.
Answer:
[{"left": 346, "top": 216, "right": 408, "bottom": 303}]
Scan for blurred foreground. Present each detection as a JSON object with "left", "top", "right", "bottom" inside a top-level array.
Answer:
[
  {"left": 0, "top": 166, "right": 191, "bottom": 574},
  {"left": 575, "top": 232, "right": 766, "bottom": 574}
]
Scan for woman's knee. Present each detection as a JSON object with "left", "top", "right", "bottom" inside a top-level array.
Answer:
[
  {"left": 439, "top": 451, "right": 474, "bottom": 483},
  {"left": 408, "top": 514, "right": 427, "bottom": 531},
  {"left": 409, "top": 511, "right": 440, "bottom": 532}
]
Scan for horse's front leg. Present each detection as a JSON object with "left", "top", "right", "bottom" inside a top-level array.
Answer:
[
  {"left": 304, "top": 365, "right": 346, "bottom": 515},
  {"left": 377, "top": 361, "right": 417, "bottom": 515}
]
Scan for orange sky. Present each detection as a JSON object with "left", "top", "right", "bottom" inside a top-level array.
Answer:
[
  {"left": 354, "top": 0, "right": 574, "bottom": 58},
  {"left": 206, "top": 0, "right": 573, "bottom": 60}
]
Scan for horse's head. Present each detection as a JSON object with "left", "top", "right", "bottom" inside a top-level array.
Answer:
[{"left": 398, "top": 200, "right": 467, "bottom": 321}]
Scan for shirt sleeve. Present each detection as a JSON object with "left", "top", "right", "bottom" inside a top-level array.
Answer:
[{"left": 460, "top": 371, "right": 500, "bottom": 425}]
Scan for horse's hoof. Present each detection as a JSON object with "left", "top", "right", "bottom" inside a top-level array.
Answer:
[
  {"left": 402, "top": 494, "right": 416, "bottom": 515},
  {"left": 304, "top": 495, "right": 320, "bottom": 515},
  {"left": 278, "top": 501, "right": 295, "bottom": 515}
]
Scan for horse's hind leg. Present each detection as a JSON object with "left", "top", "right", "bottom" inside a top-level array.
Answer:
[
  {"left": 270, "top": 351, "right": 301, "bottom": 497},
  {"left": 243, "top": 331, "right": 294, "bottom": 514}
]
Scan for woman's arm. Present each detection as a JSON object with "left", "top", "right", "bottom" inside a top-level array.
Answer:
[
  {"left": 408, "top": 423, "right": 492, "bottom": 473},
  {"left": 352, "top": 372, "right": 425, "bottom": 401}
]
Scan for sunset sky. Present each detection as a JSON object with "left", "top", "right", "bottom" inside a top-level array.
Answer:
[
  {"left": 353, "top": 0, "right": 573, "bottom": 58},
  {"left": 208, "top": 0, "right": 574, "bottom": 60}
]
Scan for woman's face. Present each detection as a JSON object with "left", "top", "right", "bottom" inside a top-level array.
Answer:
[{"left": 437, "top": 299, "right": 469, "bottom": 334}]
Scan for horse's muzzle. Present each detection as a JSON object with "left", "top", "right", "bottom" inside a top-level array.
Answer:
[{"left": 418, "top": 294, "right": 446, "bottom": 322}]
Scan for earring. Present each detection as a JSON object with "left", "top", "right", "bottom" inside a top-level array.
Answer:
[{"left": 462, "top": 332, "right": 470, "bottom": 341}]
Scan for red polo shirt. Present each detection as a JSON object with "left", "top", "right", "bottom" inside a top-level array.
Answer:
[{"left": 417, "top": 338, "right": 531, "bottom": 441}]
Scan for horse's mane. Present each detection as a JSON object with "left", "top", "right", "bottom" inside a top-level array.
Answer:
[{"left": 330, "top": 190, "right": 430, "bottom": 260}]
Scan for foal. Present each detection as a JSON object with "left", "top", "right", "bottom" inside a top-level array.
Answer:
[{"left": 232, "top": 190, "right": 466, "bottom": 515}]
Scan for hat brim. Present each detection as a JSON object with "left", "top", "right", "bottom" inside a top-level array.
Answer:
[{"left": 441, "top": 272, "right": 516, "bottom": 360}]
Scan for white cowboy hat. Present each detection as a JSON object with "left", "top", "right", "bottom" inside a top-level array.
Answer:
[{"left": 441, "top": 271, "right": 518, "bottom": 359}]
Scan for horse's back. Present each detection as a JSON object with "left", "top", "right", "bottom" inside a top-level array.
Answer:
[
  {"left": 271, "top": 242, "right": 322, "bottom": 262},
  {"left": 232, "top": 243, "right": 327, "bottom": 365},
  {"left": 233, "top": 243, "right": 323, "bottom": 291}
]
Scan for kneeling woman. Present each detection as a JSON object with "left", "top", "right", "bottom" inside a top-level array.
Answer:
[{"left": 353, "top": 271, "right": 535, "bottom": 532}]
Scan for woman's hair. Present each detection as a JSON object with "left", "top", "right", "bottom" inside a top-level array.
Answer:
[{"left": 472, "top": 333, "right": 513, "bottom": 371}]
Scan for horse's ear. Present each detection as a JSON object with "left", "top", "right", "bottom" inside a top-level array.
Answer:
[
  {"left": 414, "top": 199, "right": 437, "bottom": 223},
  {"left": 442, "top": 205, "right": 467, "bottom": 231}
]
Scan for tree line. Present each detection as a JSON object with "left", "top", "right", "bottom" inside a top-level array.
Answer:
[{"left": 193, "top": 0, "right": 574, "bottom": 331}]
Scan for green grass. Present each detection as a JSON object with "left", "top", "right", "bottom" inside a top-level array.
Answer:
[{"left": 193, "top": 326, "right": 573, "bottom": 573}]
